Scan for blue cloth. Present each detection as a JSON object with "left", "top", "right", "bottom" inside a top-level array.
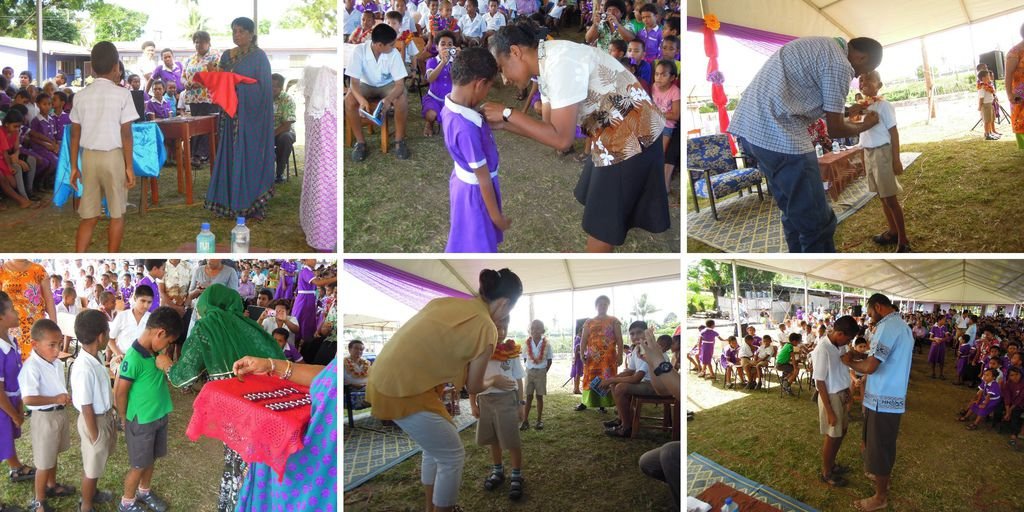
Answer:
[
  {"left": 729, "top": 37, "right": 854, "bottom": 155},
  {"left": 235, "top": 359, "right": 338, "bottom": 512},
  {"left": 864, "top": 312, "right": 914, "bottom": 414},
  {"left": 966, "top": 324, "right": 977, "bottom": 346},
  {"left": 207, "top": 47, "right": 276, "bottom": 218},
  {"left": 53, "top": 123, "right": 166, "bottom": 208},
  {"left": 739, "top": 138, "right": 836, "bottom": 253}
]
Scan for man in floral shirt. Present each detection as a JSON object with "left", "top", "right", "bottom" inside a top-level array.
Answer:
[{"left": 272, "top": 73, "right": 297, "bottom": 184}]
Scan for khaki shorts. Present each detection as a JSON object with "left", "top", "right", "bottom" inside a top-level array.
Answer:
[
  {"left": 865, "top": 144, "right": 903, "bottom": 198},
  {"left": 818, "top": 389, "right": 850, "bottom": 438},
  {"left": 475, "top": 391, "right": 521, "bottom": 450},
  {"left": 78, "top": 410, "right": 118, "bottom": 479},
  {"left": 982, "top": 103, "right": 995, "bottom": 124},
  {"left": 357, "top": 82, "right": 396, "bottom": 101},
  {"left": 79, "top": 148, "right": 128, "bottom": 219},
  {"left": 30, "top": 408, "right": 71, "bottom": 470},
  {"left": 739, "top": 356, "right": 754, "bottom": 368},
  {"left": 525, "top": 368, "right": 547, "bottom": 397},
  {"left": 624, "top": 381, "right": 656, "bottom": 396}
]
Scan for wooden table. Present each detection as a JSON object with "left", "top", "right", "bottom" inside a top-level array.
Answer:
[
  {"left": 817, "top": 146, "right": 865, "bottom": 201},
  {"left": 152, "top": 115, "right": 218, "bottom": 205},
  {"left": 696, "top": 482, "right": 783, "bottom": 512}
]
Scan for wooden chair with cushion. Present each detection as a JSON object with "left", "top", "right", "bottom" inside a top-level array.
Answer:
[{"left": 686, "top": 134, "right": 765, "bottom": 220}]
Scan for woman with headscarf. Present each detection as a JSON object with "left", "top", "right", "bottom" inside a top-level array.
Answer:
[{"left": 165, "top": 284, "right": 283, "bottom": 512}]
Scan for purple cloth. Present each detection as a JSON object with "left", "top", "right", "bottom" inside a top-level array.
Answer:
[
  {"left": 686, "top": 16, "right": 797, "bottom": 55},
  {"left": 0, "top": 92, "right": 10, "bottom": 109},
  {"left": 970, "top": 381, "right": 1002, "bottom": 417},
  {"left": 721, "top": 346, "right": 738, "bottom": 366},
  {"left": 357, "top": 0, "right": 381, "bottom": 12},
  {"left": 928, "top": 325, "right": 948, "bottom": 364},
  {"left": 1003, "top": 377, "right": 1024, "bottom": 410},
  {"left": 343, "top": 260, "right": 473, "bottom": 311},
  {"left": 53, "top": 112, "right": 70, "bottom": 140},
  {"left": 422, "top": 57, "right": 452, "bottom": 118},
  {"left": 441, "top": 98, "right": 503, "bottom": 253},
  {"left": 299, "top": 76, "right": 337, "bottom": 251},
  {"left": 138, "top": 276, "right": 160, "bottom": 312},
  {"left": 151, "top": 62, "right": 184, "bottom": 91},
  {"left": 638, "top": 26, "right": 663, "bottom": 62},
  {"left": 145, "top": 99, "right": 172, "bottom": 119},
  {"left": 121, "top": 286, "right": 133, "bottom": 303},
  {"left": 0, "top": 342, "right": 22, "bottom": 460},
  {"left": 52, "top": 287, "right": 63, "bottom": 305},
  {"left": 570, "top": 335, "right": 584, "bottom": 378},
  {"left": 293, "top": 266, "right": 318, "bottom": 343},
  {"left": 29, "top": 115, "right": 58, "bottom": 149},
  {"left": 274, "top": 267, "right": 297, "bottom": 301}
]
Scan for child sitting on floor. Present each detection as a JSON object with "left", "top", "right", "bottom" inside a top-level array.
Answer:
[
  {"left": 422, "top": 31, "right": 457, "bottom": 137},
  {"left": 1, "top": 110, "right": 40, "bottom": 208},
  {"left": 859, "top": 70, "right": 910, "bottom": 253},
  {"left": 960, "top": 368, "right": 1001, "bottom": 430},
  {"left": 687, "top": 325, "right": 703, "bottom": 373}
]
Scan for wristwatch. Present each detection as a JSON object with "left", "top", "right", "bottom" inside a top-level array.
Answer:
[
  {"left": 653, "top": 361, "right": 673, "bottom": 376},
  {"left": 502, "top": 107, "right": 513, "bottom": 122}
]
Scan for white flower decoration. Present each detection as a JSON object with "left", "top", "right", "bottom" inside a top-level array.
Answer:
[{"left": 629, "top": 87, "right": 649, "bottom": 104}]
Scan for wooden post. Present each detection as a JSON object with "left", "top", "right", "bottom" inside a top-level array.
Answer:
[{"left": 921, "top": 38, "right": 936, "bottom": 120}]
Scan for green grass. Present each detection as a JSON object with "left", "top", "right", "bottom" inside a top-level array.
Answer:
[
  {"left": 0, "top": 386, "right": 222, "bottom": 511},
  {"left": 687, "top": 352, "right": 1024, "bottom": 511},
  {"left": 343, "top": 32, "right": 681, "bottom": 253},
  {"left": 0, "top": 149, "right": 317, "bottom": 252},
  {"left": 343, "top": 392, "right": 676, "bottom": 511},
  {"left": 686, "top": 138, "right": 1024, "bottom": 253}
]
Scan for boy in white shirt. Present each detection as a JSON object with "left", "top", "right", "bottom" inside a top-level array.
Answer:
[
  {"left": 858, "top": 70, "right": 909, "bottom": 253},
  {"left": 753, "top": 335, "right": 777, "bottom": 389},
  {"left": 521, "top": 320, "right": 553, "bottom": 431},
  {"left": 260, "top": 300, "right": 301, "bottom": 350},
  {"left": 56, "top": 287, "right": 80, "bottom": 354},
  {"left": 71, "top": 310, "right": 118, "bottom": 512},
  {"left": 482, "top": 0, "right": 506, "bottom": 46},
  {"left": 18, "top": 320, "right": 75, "bottom": 512},
  {"left": 344, "top": 24, "right": 412, "bottom": 161},
  {"left": 459, "top": 0, "right": 487, "bottom": 46},
  {"left": 469, "top": 318, "right": 527, "bottom": 501},
  {"left": 452, "top": 0, "right": 468, "bottom": 18},
  {"left": 108, "top": 285, "right": 154, "bottom": 367},
  {"left": 978, "top": 69, "right": 999, "bottom": 140},
  {"left": 600, "top": 321, "right": 663, "bottom": 437},
  {"left": 738, "top": 334, "right": 756, "bottom": 389}
]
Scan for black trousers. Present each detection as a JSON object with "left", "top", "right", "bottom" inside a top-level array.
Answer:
[
  {"left": 188, "top": 102, "right": 218, "bottom": 160},
  {"left": 275, "top": 131, "right": 296, "bottom": 177}
]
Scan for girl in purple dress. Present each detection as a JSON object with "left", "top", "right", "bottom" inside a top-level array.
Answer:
[
  {"left": 274, "top": 261, "right": 298, "bottom": 301},
  {"left": 293, "top": 260, "right": 337, "bottom": 345},
  {"left": 0, "top": 292, "right": 35, "bottom": 484},
  {"left": 570, "top": 319, "right": 585, "bottom": 394},
  {"left": 955, "top": 334, "right": 974, "bottom": 385},
  {"left": 960, "top": 368, "right": 1002, "bottom": 430},
  {"left": 699, "top": 320, "right": 725, "bottom": 379},
  {"left": 145, "top": 81, "right": 173, "bottom": 120},
  {"left": 721, "top": 336, "right": 740, "bottom": 389},
  {"left": 928, "top": 318, "right": 950, "bottom": 379},
  {"left": 27, "top": 94, "right": 59, "bottom": 186},
  {"left": 422, "top": 32, "right": 457, "bottom": 137}
]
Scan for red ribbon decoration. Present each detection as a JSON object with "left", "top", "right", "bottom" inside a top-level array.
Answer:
[{"left": 704, "top": 24, "right": 737, "bottom": 154}]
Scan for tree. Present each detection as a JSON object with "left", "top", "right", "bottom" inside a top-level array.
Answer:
[
  {"left": 179, "top": 0, "right": 209, "bottom": 37},
  {"left": 631, "top": 293, "right": 660, "bottom": 323},
  {"left": 663, "top": 312, "right": 677, "bottom": 325},
  {"left": 280, "top": 0, "right": 337, "bottom": 37},
  {"left": 0, "top": 1, "right": 88, "bottom": 41},
  {"left": 258, "top": 19, "right": 270, "bottom": 35},
  {"left": 688, "top": 260, "right": 778, "bottom": 310},
  {"left": 89, "top": 2, "right": 147, "bottom": 43}
]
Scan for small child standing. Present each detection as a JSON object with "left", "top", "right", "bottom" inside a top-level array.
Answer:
[
  {"left": 858, "top": 70, "right": 910, "bottom": 253},
  {"left": 469, "top": 321, "right": 527, "bottom": 501},
  {"left": 521, "top": 319, "right": 552, "bottom": 430},
  {"left": 698, "top": 320, "right": 725, "bottom": 379},
  {"left": 0, "top": 292, "right": 35, "bottom": 486},
  {"left": 71, "top": 309, "right": 119, "bottom": 512},
  {"left": 978, "top": 70, "right": 999, "bottom": 140},
  {"left": 70, "top": 42, "right": 139, "bottom": 252},
  {"left": 423, "top": 31, "right": 458, "bottom": 137},
  {"left": 440, "top": 47, "right": 508, "bottom": 252},
  {"left": 652, "top": 59, "right": 679, "bottom": 190},
  {"left": 18, "top": 319, "right": 76, "bottom": 512},
  {"left": 114, "top": 307, "right": 182, "bottom": 512}
]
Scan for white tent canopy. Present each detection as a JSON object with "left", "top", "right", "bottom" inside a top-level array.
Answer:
[
  {"left": 731, "top": 259, "right": 1024, "bottom": 305},
  {"left": 376, "top": 259, "right": 681, "bottom": 296},
  {"left": 688, "top": 0, "right": 1024, "bottom": 47},
  {"left": 343, "top": 314, "right": 399, "bottom": 331}
]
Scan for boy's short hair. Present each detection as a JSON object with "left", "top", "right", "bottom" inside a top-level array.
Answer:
[
  {"left": 30, "top": 318, "right": 62, "bottom": 341},
  {"left": 75, "top": 309, "right": 109, "bottom": 345},
  {"left": 436, "top": 30, "right": 457, "bottom": 45},
  {"left": 146, "top": 306, "right": 183, "bottom": 339},
  {"left": 657, "top": 334, "right": 673, "bottom": 346},
  {"left": 63, "top": 286, "right": 77, "bottom": 298},
  {"left": 14, "top": 89, "right": 30, "bottom": 101},
  {"left": 371, "top": 23, "right": 398, "bottom": 45},
  {"left": 142, "top": 41, "right": 156, "bottom": 50},
  {"left": 849, "top": 37, "right": 883, "bottom": 70},
  {"left": 53, "top": 90, "right": 68, "bottom": 102},
  {"left": 143, "top": 259, "right": 166, "bottom": 272},
  {"left": 258, "top": 288, "right": 274, "bottom": 300},
  {"left": 0, "top": 291, "right": 11, "bottom": 315},
  {"left": 99, "top": 291, "right": 115, "bottom": 303},
  {"left": 627, "top": 38, "right": 644, "bottom": 49},
  {"left": 451, "top": 47, "right": 498, "bottom": 85},
  {"left": 789, "top": 332, "right": 802, "bottom": 343},
  {"left": 91, "top": 41, "right": 120, "bottom": 75},
  {"left": 271, "top": 73, "right": 286, "bottom": 88},
  {"left": 663, "top": 14, "right": 680, "bottom": 33},
  {"left": 271, "top": 327, "right": 290, "bottom": 339},
  {"left": 272, "top": 299, "right": 291, "bottom": 311},
  {"left": 609, "top": 39, "right": 627, "bottom": 54},
  {"left": 2, "top": 109, "right": 23, "bottom": 125},
  {"left": 128, "top": 74, "right": 140, "bottom": 83},
  {"left": 854, "top": 336, "right": 868, "bottom": 346},
  {"left": 150, "top": 79, "right": 165, "bottom": 90},
  {"left": 34, "top": 92, "right": 49, "bottom": 104},
  {"left": 978, "top": 70, "right": 990, "bottom": 80},
  {"left": 663, "top": 34, "right": 678, "bottom": 47},
  {"left": 976, "top": 62, "right": 988, "bottom": 71},
  {"left": 133, "top": 284, "right": 154, "bottom": 298},
  {"left": 628, "top": 320, "right": 648, "bottom": 332},
  {"left": 385, "top": 10, "right": 403, "bottom": 22},
  {"left": 604, "top": 0, "right": 627, "bottom": 13},
  {"left": 640, "top": 3, "right": 658, "bottom": 15}
]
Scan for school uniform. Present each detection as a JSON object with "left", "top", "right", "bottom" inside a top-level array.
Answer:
[
  {"left": 70, "top": 350, "right": 117, "bottom": 479},
  {"left": 523, "top": 337, "right": 553, "bottom": 397},
  {"left": 119, "top": 341, "right": 173, "bottom": 469},
  {"left": 476, "top": 356, "right": 525, "bottom": 449},
  {"left": 17, "top": 350, "right": 71, "bottom": 470},
  {"left": 344, "top": 41, "right": 409, "bottom": 100},
  {"left": 109, "top": 310, "right": 150, "bottom": 355}
]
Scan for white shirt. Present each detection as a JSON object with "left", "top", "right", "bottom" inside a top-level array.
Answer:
[
  {"left": 483, "top": 11, "right": 506, "bottom": 31},
  {"left": 417, "top": 2, "right": 432, "bottom": 27},
  {"left": 345, "top": 41, "right": 409, "bottom": 88},
  {"left": 755, "top": 344, "right": 777, "bottom": 361},
  {"left": 252, "top": 272, "right": 267, "bottom": 287},
  {"left": 17, "top": 349, "right": 68, "bottom": 411},
  {"left": 162, "top": 260, "right": 193, "bottom": 299},
  {"left": 459, "top": 13, "right": 486, "bottom": 38},
  {"left": 523, "top": 337, "right": 553, "bottom": 370},
  {"left": 479, "top": 357, "right": 525, "bottom": 395},
  {"left": 110, "top": 310, "right": 150, "bottom": 354},
  {"left": 957, "top": 316, "right": 969, "bottom": 329},
  {"left": 548, "top": 4, "right": 565, "bottom": 18},
  {"left": 134, "top": 56, "right": 160, "bottom": 89},
  {"left": 979, "top": 86, "right": 995, "bottom": 104},
  {"left": 738, "top": 342, "right": 754, "bottom": 358},
  {"left": 858, "top": 100, "right": 896, "bottom": 149},
  {"left": 343, "top": 6, "right": 363, "bottom": 35},
  {"left": 400, "top": 9, "right": 418, "bottom": 33},
  {"left": 69, "top": 78, "right": 139, "bottom": 151},
  {"left": 452, "top": 4, "right": 467, "bottom": 18},
  {"left": 811, "top": 339, "right": 851, "bottom": 394},
  {"left": 501, "top": 0, "right": 517, "bottom": 14},
  {"left": 70, "top": 351, "right": 112, "bottom": 414},
  {"left": 630, "top": 350, "right": 652, "bottom": 383},
  {"left": 263, "top": 316, "right": 299, "bottom": 347},
  {"left": 56, "top": 302, "right": 79, "bottom": 316}
]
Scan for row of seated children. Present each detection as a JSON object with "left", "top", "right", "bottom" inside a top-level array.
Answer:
[
  {"left": 0, "top": 81, "right": 74, "bottom": 204},
  {"left": 958, "top": 363, "right": 1024, "bottom": 451}
]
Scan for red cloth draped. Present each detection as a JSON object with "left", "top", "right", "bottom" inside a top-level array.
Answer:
[
  {"left": 704, "top": 26, "right": 737, "bottom": 154},
  {"left": 186, "top": 375, "right": 311, "bottom": 481},
  {"left": 193, "top": 71, "right": 258, "bottom": 118}
]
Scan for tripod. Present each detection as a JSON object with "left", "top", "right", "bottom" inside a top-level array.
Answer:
[{"left": 971, "top": 100, "right": 1012, "bottom": 131}]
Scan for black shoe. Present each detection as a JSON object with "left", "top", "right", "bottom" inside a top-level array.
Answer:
[
  {"left": 483, "top": 472, "right": 504, "bottom": 491},
  {"left": 393, "top": 140, "right": 411, "bottom": 160},
  {"left": 598, "top": 407, "right": 607, "bottom": 413},
  {"left": 897, "top": 243, "right": 912, "bottom": 253},
  {"left": 603, "top": 418, "right": 621, "bottom": 428},
  {"left": 509, "top": 476, "right": 523, "bottom": 500},
  {"left": 872, "top": 232, "right": 898, "bottom": 245},
  {"left": 352, "top": 142, "right": 367, "bottom": 162},
  {"left": 573, "top": 404, "right": 587, "bottom": 412}
]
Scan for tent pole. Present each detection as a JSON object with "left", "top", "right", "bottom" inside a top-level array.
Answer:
[
  {"left": 36, "top": 0, "right": 43, "bottom": 85},
  {"left": 732, "top": 261, "right": 740, "bottom": 337},
  {"left": 803, "top": 274, "right": 809, "bottom": 319},
  {"left": 922, "top": 38, "right": 936, "bottom": 121},
  {"left": 840, "top": 285, "right": 845, "bottom": 315},
  {"left": 254, "top": 0, "right": 259, "bottom": 36},
  {"left": 529, "top": 294, "right": 534, "bottom": 324}
]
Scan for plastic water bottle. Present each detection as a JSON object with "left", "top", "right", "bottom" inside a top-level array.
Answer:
[
  {"left": 721, "top": 497, "right": 739, "bottom": 512},
  {"left": 230, "top": 217, "right": 250, "bottom": 253},
  {"left": 831, "top": 140, "right": 840, "bottom": 154},
  {"left": 815, "top": 144, "right": 824, "bottom": 158},
  {"left": 196, "top": 223, "right": 216, "bottom": 253}
]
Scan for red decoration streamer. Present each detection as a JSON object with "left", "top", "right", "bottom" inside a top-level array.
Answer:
[{"left": 703, "top": 25, "right": 737, "bottom": 154}]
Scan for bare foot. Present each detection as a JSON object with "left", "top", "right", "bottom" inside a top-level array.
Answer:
[
  {"left": 422, "top": 123, "right": 433, "bottom": 137},
  {"left": 853, "top": 496, "right": 887, "bottom": 511}
]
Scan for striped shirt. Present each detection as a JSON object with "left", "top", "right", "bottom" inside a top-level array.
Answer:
[{"left": 729, "top": 37, "right": 855, "bottom": 155}]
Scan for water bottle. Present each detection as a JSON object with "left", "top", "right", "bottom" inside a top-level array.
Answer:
[
  {"left": 230, "top": 217, "right": 250, "bottom": 253},
  {"left": 831, "top": 140, "right": 840, "bottom": 154},
  {"left": 721, "top": 497, "right": 739, "bottom": 512},
  {"left": 815, "top": 144, "right": 824, "bottom": 158},
  {"left": 196, "top": 223, "right": 216, "bottom": 253}
]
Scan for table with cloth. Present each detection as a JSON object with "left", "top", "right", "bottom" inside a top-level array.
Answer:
[
  {"left": 53, "top": 123, "right": 167, "bottom": 213},
  {"left": 300, "top": 65, "right": 338, "bottom": 252},
  {"left": 817, "top": 146, "right": 865, "bottom": 201}
]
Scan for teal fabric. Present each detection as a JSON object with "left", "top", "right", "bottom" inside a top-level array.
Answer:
[{"left": 53, "top": 123, "right": 167, "bottom": 207}]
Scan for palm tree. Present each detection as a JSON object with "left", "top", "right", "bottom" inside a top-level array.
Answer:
[
  {"left": 631, "top": 293, "right": 660, "bottom": 323},
  {"left": 179, "top": 0, "right": 209, "bottom": 36}
]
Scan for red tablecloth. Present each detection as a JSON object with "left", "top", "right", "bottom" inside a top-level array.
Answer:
[{"left": 186, "top": 375, "right": 311, "bottom": 481}]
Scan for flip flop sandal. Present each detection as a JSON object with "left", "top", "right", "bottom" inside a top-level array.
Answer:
[
  {"left": 509, "top": 476, "right": 523, "bottom": 501},
  {"left": 535, "top": 420, "right": 544, "bottom": 430},
  {"left": 9, "top": 465, "right": 35, "bottom": 483},
  {"left": 45, "top": 483, "right": 75, "bottom": 498},
  {"left": 831, "top": 464, "right": 850, "bottom": 475},
  {"left": 966, "top": 423, "right": 979, "bottom": 430},
  {"left": 818, "top": 472, "right": 847, "bottom": 487},
  {"left": 483, "top": 472, "right": 504, "bottom": 491}
]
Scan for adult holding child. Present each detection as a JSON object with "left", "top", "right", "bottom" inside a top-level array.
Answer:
[
  {"left": 182, "top": 31, "right": 220, "bottom": 168},
  {"left": 366, "top": 268, "right": 523, "bottom": 512},
  {"left": 485, "top": 17, "right": 670, "bottom": 253},
  {"left": 728, "top": 36, "right": 885, "bottom": 253},
  {"left": 207, "top": 17, "right": 276, "bottom": 220},
  {"left": 0, "top": 259, "right": 56, "bottom": 362},
  {"left": 1006, "top": 23, "right": 1024, "bottom": 150}
]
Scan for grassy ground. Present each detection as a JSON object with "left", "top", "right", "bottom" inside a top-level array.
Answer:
[
  {"left": 0, "top": 149, "right": 315, "bottom": 253},
  {"left": 687, "top": 351, "right": 1024, "bottom": 511},
  {"left": 0, "top": 386, "right": 222, "bottom": 511},
  {"left": 343, "top": 359, "right": 677, "bottom": 511},
  {"left": 343, "top": 32, "right": 682, "bottom": 253}
]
